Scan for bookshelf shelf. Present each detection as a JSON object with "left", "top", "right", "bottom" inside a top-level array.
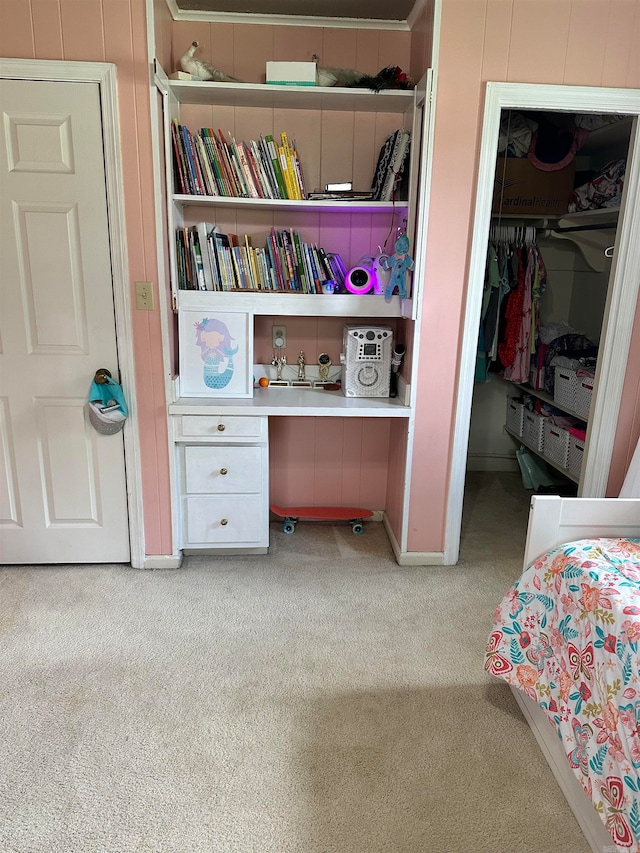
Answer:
[
  {"left": 173, "top": 194, "right": 408, "bottom": 213},
  {"left": 168, "top": 80, "right": 414, "bottom": 113},
  {"left": 177, "top": 289, "right": 405, "bottom": 318}
]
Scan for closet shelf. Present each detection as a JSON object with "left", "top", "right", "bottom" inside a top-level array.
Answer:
[
  {"left": 176, "top": 289, "right": 406, "bottom": 318},
  {"left": 548, "top": 208, "right": 619, "bottom": 272},
  {"left": 491, "top": 208, "right": 619, "bottom": 272},
  {"left": 173, "top": 194, "right": 408, "bottom": 213},
  {"left": 504, "top": 424, "right": 579, "bottom": 485},
  {"left": 510, "top": 383, "right": 587, "bottom": 422},
  {"left": 554, "top": 207, "right": 619, "bottom": 232},
  {"left": 168, "top": 79, "right": 414, "bottom": 113},
  {"left": 491, "top": 207, "right": 619, "bottom": 229}
]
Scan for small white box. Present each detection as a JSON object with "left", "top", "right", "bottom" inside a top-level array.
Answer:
[
  {"left": 568, "top": 435, "right": 585, "bottom": 479},
  {"left": 575, "top": 373, "right": 595, "bottom": 420},
  {"left": 170, "top": 70, "right": 199, "bottom": 80},
  {"left": 543, "top": 421, "right": 571, "bottom": 469},
  {"left": 554, "top": 366, "right": 578, "bottom": 410},
  {"left": 266, "top": 61, "right": 316, "bottom": 86},
  {"left": 523, "top": 411, "right": 547, "bottom": 452},
  {"left": 506, "top": 397, "right": 525, "bottom": 437}
]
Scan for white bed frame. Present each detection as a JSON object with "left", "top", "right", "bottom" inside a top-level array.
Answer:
[{"left": 513, "top": 495, "right": 640, "bottom": 853}]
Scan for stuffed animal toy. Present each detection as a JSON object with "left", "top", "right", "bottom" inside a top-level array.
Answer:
[
  {"left": 313, "top": 55, "right": 413, "bottom": 91},
  {"left": 380, "top": 234, "right": 414, "bottom": 300},
  {"left": 180, "top": 41, "right": 242, "bottom": 83},
  {"left": 348, "top": 66, "right": 413, "bottom": 92}
]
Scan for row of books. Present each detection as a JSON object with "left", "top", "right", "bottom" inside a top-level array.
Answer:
[
  {"left": 370, "top": 128, "right": 411, "bottom": 202},
  {"left": 176, "top": 223, "right": 347, "bottom": 294},
  {"left": 171, "top": 120, "right": 306, "bottom": 200}
]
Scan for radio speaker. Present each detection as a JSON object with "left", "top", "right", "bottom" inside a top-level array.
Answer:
[{"left": 341, "top": 325, "right": 393, "bottom": 397}]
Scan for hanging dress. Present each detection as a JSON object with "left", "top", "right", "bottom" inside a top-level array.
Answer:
[
  {"left": 504, "top": 245, "right": 535, "bottom": 383},
  {"left": 498, "top": 246, "right": 526, "bottom": 372}
]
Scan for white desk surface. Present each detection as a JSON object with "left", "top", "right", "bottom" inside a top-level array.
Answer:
[{"left": 170, "top": 387, "right": 411, "bottom": 418}]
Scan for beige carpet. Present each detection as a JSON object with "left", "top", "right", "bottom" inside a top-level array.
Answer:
[{"left": 0, "top": 472, "right": 590, "bottom": 852}]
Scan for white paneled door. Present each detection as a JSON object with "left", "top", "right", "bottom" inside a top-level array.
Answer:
[{"left": 0, "top": 78, "right": 130, "bottom": 564}]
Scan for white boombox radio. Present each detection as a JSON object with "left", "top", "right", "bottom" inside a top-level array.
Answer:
[{"left": 341, "top": 325, "right": 393, "bottom": 398}]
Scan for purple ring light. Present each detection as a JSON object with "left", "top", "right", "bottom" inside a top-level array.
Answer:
[{"left": 344, "top": 266, "right": 375, "bottom": 294}]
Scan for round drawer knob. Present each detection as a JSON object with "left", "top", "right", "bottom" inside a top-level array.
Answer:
[
  {"left": 220, "top": 468, "right": 228, "bottom": 475},
  {"left": 220, "top": 518, "right": 228, "bottom": 526},
  {"left": 217, "top": 423, "right": 225, "bottom": 432}
]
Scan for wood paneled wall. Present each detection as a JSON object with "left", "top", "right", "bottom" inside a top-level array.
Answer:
[
  {"left": 0, "top": 0, "right": 173, "bottom": 556},
  {"left": 408, "top": 0, "right": 640, "bottom": 552}
]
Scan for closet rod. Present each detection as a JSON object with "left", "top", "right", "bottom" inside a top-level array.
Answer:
[{"left": 551, "top": 221, "right": 617, "bottom": 234}]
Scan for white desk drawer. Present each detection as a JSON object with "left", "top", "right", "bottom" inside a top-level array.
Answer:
[
  {"left": 184, "top": 495, "right": 266, "bottom": 545},
  {"left": 176, "top": 415, "right": 267, "bottom": 441},
  {"left": 184, "top": 445, "right": 262, "bottom": 494}
]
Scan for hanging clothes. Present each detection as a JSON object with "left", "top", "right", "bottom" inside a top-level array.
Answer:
[
  {"left": 504, "top": 245, "right": 547, "bottom": 383},
  {"left": 475, "top": 243, "right": 501, "bottom": 382},
  {"left": 499, "top": 245, "right": 528, "bottom": 373},
  {"left": 476, "top": 226, "right": 545, "bottom": 384}
]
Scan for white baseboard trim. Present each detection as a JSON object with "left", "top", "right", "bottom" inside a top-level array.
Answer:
[
  {"left": 142, "top": 554, "right": 183, "bottom": 569},
  {"left": 466, "top": 453, "right": 519, "bottom": 472},
  {"left": 384, "top": 514, "right": 446, "bottom": 565},
  {"left": 182, "top": 547, "right": 268, "bottom": 556},
  {"left": 395, "top": 550, "right": 446, "bottom": 566}
]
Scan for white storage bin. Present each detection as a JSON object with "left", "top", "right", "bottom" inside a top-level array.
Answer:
[
  {"left": 523, "top": 411, "right": 547, "bottom": 451},
  {"left": 554, "top": 366, "right": 578, "bottom": 410},
  {"left": 575, "top": 373, "right": 595, "bottom": 420},
  {"left": 568, "top": 434, "right": 585, "bottom": 479},
  {"left": 506, "top": 397, "right": 525, "bottom": 436},
  {"left": 543, "top": 421, "right": 571, "bottom": 468}
]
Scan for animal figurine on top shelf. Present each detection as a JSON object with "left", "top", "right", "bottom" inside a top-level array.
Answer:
[{"left": 179, "top": 41, "right": 243, "bottom": 83}]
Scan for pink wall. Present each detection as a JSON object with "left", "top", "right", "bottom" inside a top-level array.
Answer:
[
  {"left": 4, "top": 0, "right": 638, "bottom": 559},
  {"left": 0, "top": 0, "right": 173, "bottom": 557},
  {"left": 269, "top": 417, "right": 391, "bottom": 509},
  {"left": 407, "top": 0, "right": 640, "bottom": 553}
]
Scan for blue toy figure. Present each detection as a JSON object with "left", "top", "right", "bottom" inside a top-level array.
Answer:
[{"left": 380, "top": 233, "right": 414, "bottom": 301}]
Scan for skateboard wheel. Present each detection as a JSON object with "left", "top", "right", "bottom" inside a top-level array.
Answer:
[
  {"left": 283, "top": 521, "right": 296, "bottom": 534},
  {"left": 351, "top": 522, "right": 364, "bottom": 535}
]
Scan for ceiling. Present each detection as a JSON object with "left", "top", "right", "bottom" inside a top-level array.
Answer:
[{"left": 175, "top": 0, "right": 416, "bottom": 22}]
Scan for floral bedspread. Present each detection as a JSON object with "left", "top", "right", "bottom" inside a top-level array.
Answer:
[{"left": 486, "top": 538, "right": 640, "bottom": 851}]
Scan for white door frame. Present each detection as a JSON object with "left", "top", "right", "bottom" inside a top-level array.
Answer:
[
  {"left": 0, "top": 58, "right": 145, "bottom": 568},
  {"left": 445, "top": 82, "right": 640, "bottom": 565}
]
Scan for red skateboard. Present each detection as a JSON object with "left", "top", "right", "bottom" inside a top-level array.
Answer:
[{"left": 270, "top": 504, "right": 373, "bottom": 535}]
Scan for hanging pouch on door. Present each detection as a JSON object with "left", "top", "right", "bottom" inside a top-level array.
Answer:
[{"left": 87, "top": 376, "right": 128, "bottom": 435}]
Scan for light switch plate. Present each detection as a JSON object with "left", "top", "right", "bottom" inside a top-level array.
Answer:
[
  {"left": 272, "top": 325, "right": 286, "bottom": 349},
  {"left": 135, "top": 281, "right": 154, "bottom": 311}
]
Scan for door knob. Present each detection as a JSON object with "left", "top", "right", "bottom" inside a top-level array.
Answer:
[
  {"left": 220, "top": 468, "right": 228, "bottom": 475},
  {"left": 217, "top": 423, "right": 225, "bottom": 431},
  {"left": 94, "top": 368, "right": 112, "bottom": 384},
  {"left": 220, "top": 518, "right": 228, "bottom": 526}
]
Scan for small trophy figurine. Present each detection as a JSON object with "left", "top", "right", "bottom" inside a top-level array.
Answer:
[
  {"left": 271, "top": 352, "right": 286, "bottom": 382},
  {"left": 317, "top": 352, "right": 331, "bottom": 383},
  {"left": 297, "top": 351, "right": 306, "bottom": 382}
]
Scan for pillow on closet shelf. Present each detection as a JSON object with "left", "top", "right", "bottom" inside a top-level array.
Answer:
[{"left": 543, "top": 334, "right": 598, "bottom": 395}]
